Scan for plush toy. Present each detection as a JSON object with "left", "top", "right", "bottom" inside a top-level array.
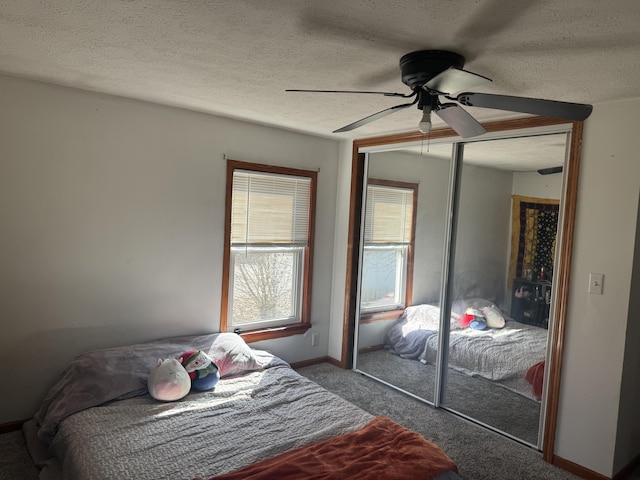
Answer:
[
  {"left": 147, "top": 358, "right": 191, "bottom": 402},
  {"left": 179, "top": 350, "right": 220, "bottom": 391},
  {"left": 481, "top": 305, "right": 505, "bottom": 329},
  {"left": 460, "top": 309, "right": 475, "bottom": 328},
  {"left": 465, "top": 307, "right": 487, "bottom": 330}
]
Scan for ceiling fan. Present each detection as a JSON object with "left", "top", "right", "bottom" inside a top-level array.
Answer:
[{"left": 287, "top": 50, "right": 593, "bottom": 137}]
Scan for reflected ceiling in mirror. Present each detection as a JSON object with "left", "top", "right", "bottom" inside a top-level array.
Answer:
[{"left": 378, "top": 133, "right": 567, "bottom": 172}]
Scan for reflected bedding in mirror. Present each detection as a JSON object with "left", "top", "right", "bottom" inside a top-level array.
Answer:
[{"left": 384, "top": 301, "right": 547, "bottom": 399}]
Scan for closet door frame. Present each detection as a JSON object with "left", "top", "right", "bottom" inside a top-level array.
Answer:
[{"left": 340, "top": 116, "right": 584, "bottom": 462}]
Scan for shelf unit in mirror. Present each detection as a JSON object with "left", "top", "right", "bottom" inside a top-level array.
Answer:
[{"left": 511, "top": 278, "right": 552, "bottom": 328}]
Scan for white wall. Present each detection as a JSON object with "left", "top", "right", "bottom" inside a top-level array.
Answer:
[
  {"left": 0, "top": 74, "right": 339, "bottom": 423},
  {"left": 327, "top": 140, "right": 354, "bottom": 361},
  {"left": 512, "top": 170, "right": 563, "bottom": 199},
  {"left": 555, "top": 99, "right": 640, "bottom": 477},
  {"left": 455, "top": 164, "right": 513, "bottom": 306}
]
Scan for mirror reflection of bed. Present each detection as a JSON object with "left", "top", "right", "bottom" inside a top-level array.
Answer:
[{"left": 355, "top": 133, "right": 567, "bottom": 447}]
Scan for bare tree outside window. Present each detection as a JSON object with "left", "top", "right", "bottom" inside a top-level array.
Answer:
[
  {"left": 231, "top": 249, "right": 298, "bottom": 324},
  {"left": 360, "top": 249, "right": 399, "bottom": 307}
]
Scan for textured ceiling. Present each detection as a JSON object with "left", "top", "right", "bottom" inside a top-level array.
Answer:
[
  {"left": 390, "top": 133, "right": 569, "bottom": 172},
  {"left": 1, "top": 0, "right": 640, "bottom": 139}
]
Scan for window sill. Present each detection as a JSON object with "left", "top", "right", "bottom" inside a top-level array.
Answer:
[
  {"left": 359, "top": 309, "right": 404, "bottom": 324},
  {"left": 237, "top": 323, "right": 311, "bottom": 343}
]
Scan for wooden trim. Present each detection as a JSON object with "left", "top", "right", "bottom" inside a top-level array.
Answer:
[
  {"left": 366, "top": 178, "right": 418, "bottom": 190},
  {"left": 342, "top": 116, "right": 582, "bottom": 467},
  {"left": 358, "top": 344, "right": 385, "bottom": 354},
  {"left": 290, "top": 356, "right": 330, "bottom": 369},
  {"left": 227, "top": 159, "right": 320, "bottom": 179},
  {"left": 219, "top": 161, "right": 234, "bottom": 334},
  {"left": 552, "top": 455, "right": 611, "bottom": 480},
  {"left": 220, "top": 159, "right": 317, "bottom": 339},
  {"left": 406, "top": 180, "right": 418, "bottom": 306},
  {"left": 340, "top": 149, "right": 365, "bottom": 369},
  {"left": 359, "top": 309, "right": 403, "bottom": 324},
  {"left": 301, "top": 166, "right": 318, "bottom": 333},
  {"left": 542, "top": 121, "right": 583, "bottom": 460},
  {"left": 353, "top": 116, "right": 571, "bottom": 149},
  {"left": 0, "top": 419, "right": 28, "bottom": 433},
  {"left": 326, "top": 356, "right": 343, "bottom": 368},
  {"left": 240, "top": 323, "right": 311, "bottom": 343},
  {"left": 290, "top": 356, "right": 344, "bottom": 369}
]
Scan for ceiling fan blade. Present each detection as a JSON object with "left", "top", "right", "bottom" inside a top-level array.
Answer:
[
  {"left": 436, "top": 103, "right": 487, "bottom": 138},
  {"left": 456, "top": 92, "right": 593, "bottom": 121},
  {"left": 425, "top": 67, "right": 492, "bottom": 94},
  {"left": 333, "top": 100, "right": 417, "bottom": 133},
  {"left": 286, "top": 89, "right": 413, "bottom": 98}
]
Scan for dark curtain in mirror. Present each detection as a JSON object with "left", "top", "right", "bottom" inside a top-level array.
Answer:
[{"left": 509, "top": 195, "right": 560, "bottom": 286}]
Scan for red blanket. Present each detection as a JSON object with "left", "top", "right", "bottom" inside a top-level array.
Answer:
[
  {"left": 526, "top": 360, "right": 545, "bottom": 399},
  {"left": 198, "top": 416, "right": 457, "bottom": 480}
]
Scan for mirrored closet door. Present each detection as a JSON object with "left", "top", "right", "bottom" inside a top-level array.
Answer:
[
  {"left": 439, "top": 134, "right": 567, "bottom": 446},
  {"left": 353, "top": 129, "right": 570, "bottom": 448},
  {"left": 354, "top": 144, "right": 452, "bottom": 402}
]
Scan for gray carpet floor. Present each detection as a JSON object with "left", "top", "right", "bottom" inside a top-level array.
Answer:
[
  {"left": 356, "top": 349, "right": 541, "bottom": 445},
  {"left": 296, "top": 362, "right": 640, "bottom": 480},
  {"left": 0, "top": 430, "right": 39, "bottom": 480}
]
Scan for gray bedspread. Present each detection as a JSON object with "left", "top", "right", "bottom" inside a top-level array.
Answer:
[
  {"left": 420, "top": 320, "right": 548, "bottom": 398},
  {"left": 384, "top": 303, "right": 548, "bottom": 399},
  {"left": 35, "top": 365, "right": 375, "bottom": 480},
  {"left": 24, "top": 332, "right": 461, "bottom": 480},
  {"left": 34, "top": 332, "right": 278, "bottom": 444}
]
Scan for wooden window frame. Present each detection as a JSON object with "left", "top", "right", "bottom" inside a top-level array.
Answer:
[
  {"left": 220, "top": 159, "right": 317, "bottom": 343},
  {"left": 359, "top": 178, "right": 418, "bottom": 323}
]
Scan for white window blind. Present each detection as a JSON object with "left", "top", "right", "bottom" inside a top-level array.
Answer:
[
  {"left": 364, "top": 185, "right": 413, "bottom": 244},
  {"left": 231, "top": 170, "right": 311, "bottom": 245}
]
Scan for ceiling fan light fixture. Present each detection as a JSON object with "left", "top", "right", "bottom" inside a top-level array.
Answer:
[
  {"left": 287, "top": 49, "right": 593, "bottom": 136},
  {"left": 418, "top": 107, "right": 432, "bottom": 134}
]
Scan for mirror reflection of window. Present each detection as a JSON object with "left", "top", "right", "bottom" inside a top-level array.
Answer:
[{"left": 361, "top": 179, "right": 418, "bottom": 317}]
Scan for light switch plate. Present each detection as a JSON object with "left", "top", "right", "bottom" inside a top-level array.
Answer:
[{"left": 588, "top": 273, "right": 604, "bottom": 294}]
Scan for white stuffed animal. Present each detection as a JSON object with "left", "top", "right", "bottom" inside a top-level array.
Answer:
[{"left": 147, "top": 358, "right": 191, "bottom": 402}]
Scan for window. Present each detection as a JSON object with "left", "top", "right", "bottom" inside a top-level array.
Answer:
[
  {"left": 360, "top": 179, "right": 417, "bottom": 321},
  {"left": 221, "top": 160, "right": 316, "bottom": 341}
]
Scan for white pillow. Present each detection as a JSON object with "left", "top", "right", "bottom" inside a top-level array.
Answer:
[{"left": 205, "top": 332, "right": 269, "bottom": 378}]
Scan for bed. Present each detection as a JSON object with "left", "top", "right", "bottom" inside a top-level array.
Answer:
[
  {"left": 384, "top": 300, "right": 548, "bottom": 399},
  {"left": 23, "top": 332, "right": 460, "bottom": 480}
]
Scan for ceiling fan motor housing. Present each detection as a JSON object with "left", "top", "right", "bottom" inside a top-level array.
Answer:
[{"left": 400, "top": 50, "right": 465, "bottom": 90}]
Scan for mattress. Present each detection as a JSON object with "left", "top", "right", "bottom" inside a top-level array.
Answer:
[{"left": 24, "top": 332, "right": 460, "bottom": 480}]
